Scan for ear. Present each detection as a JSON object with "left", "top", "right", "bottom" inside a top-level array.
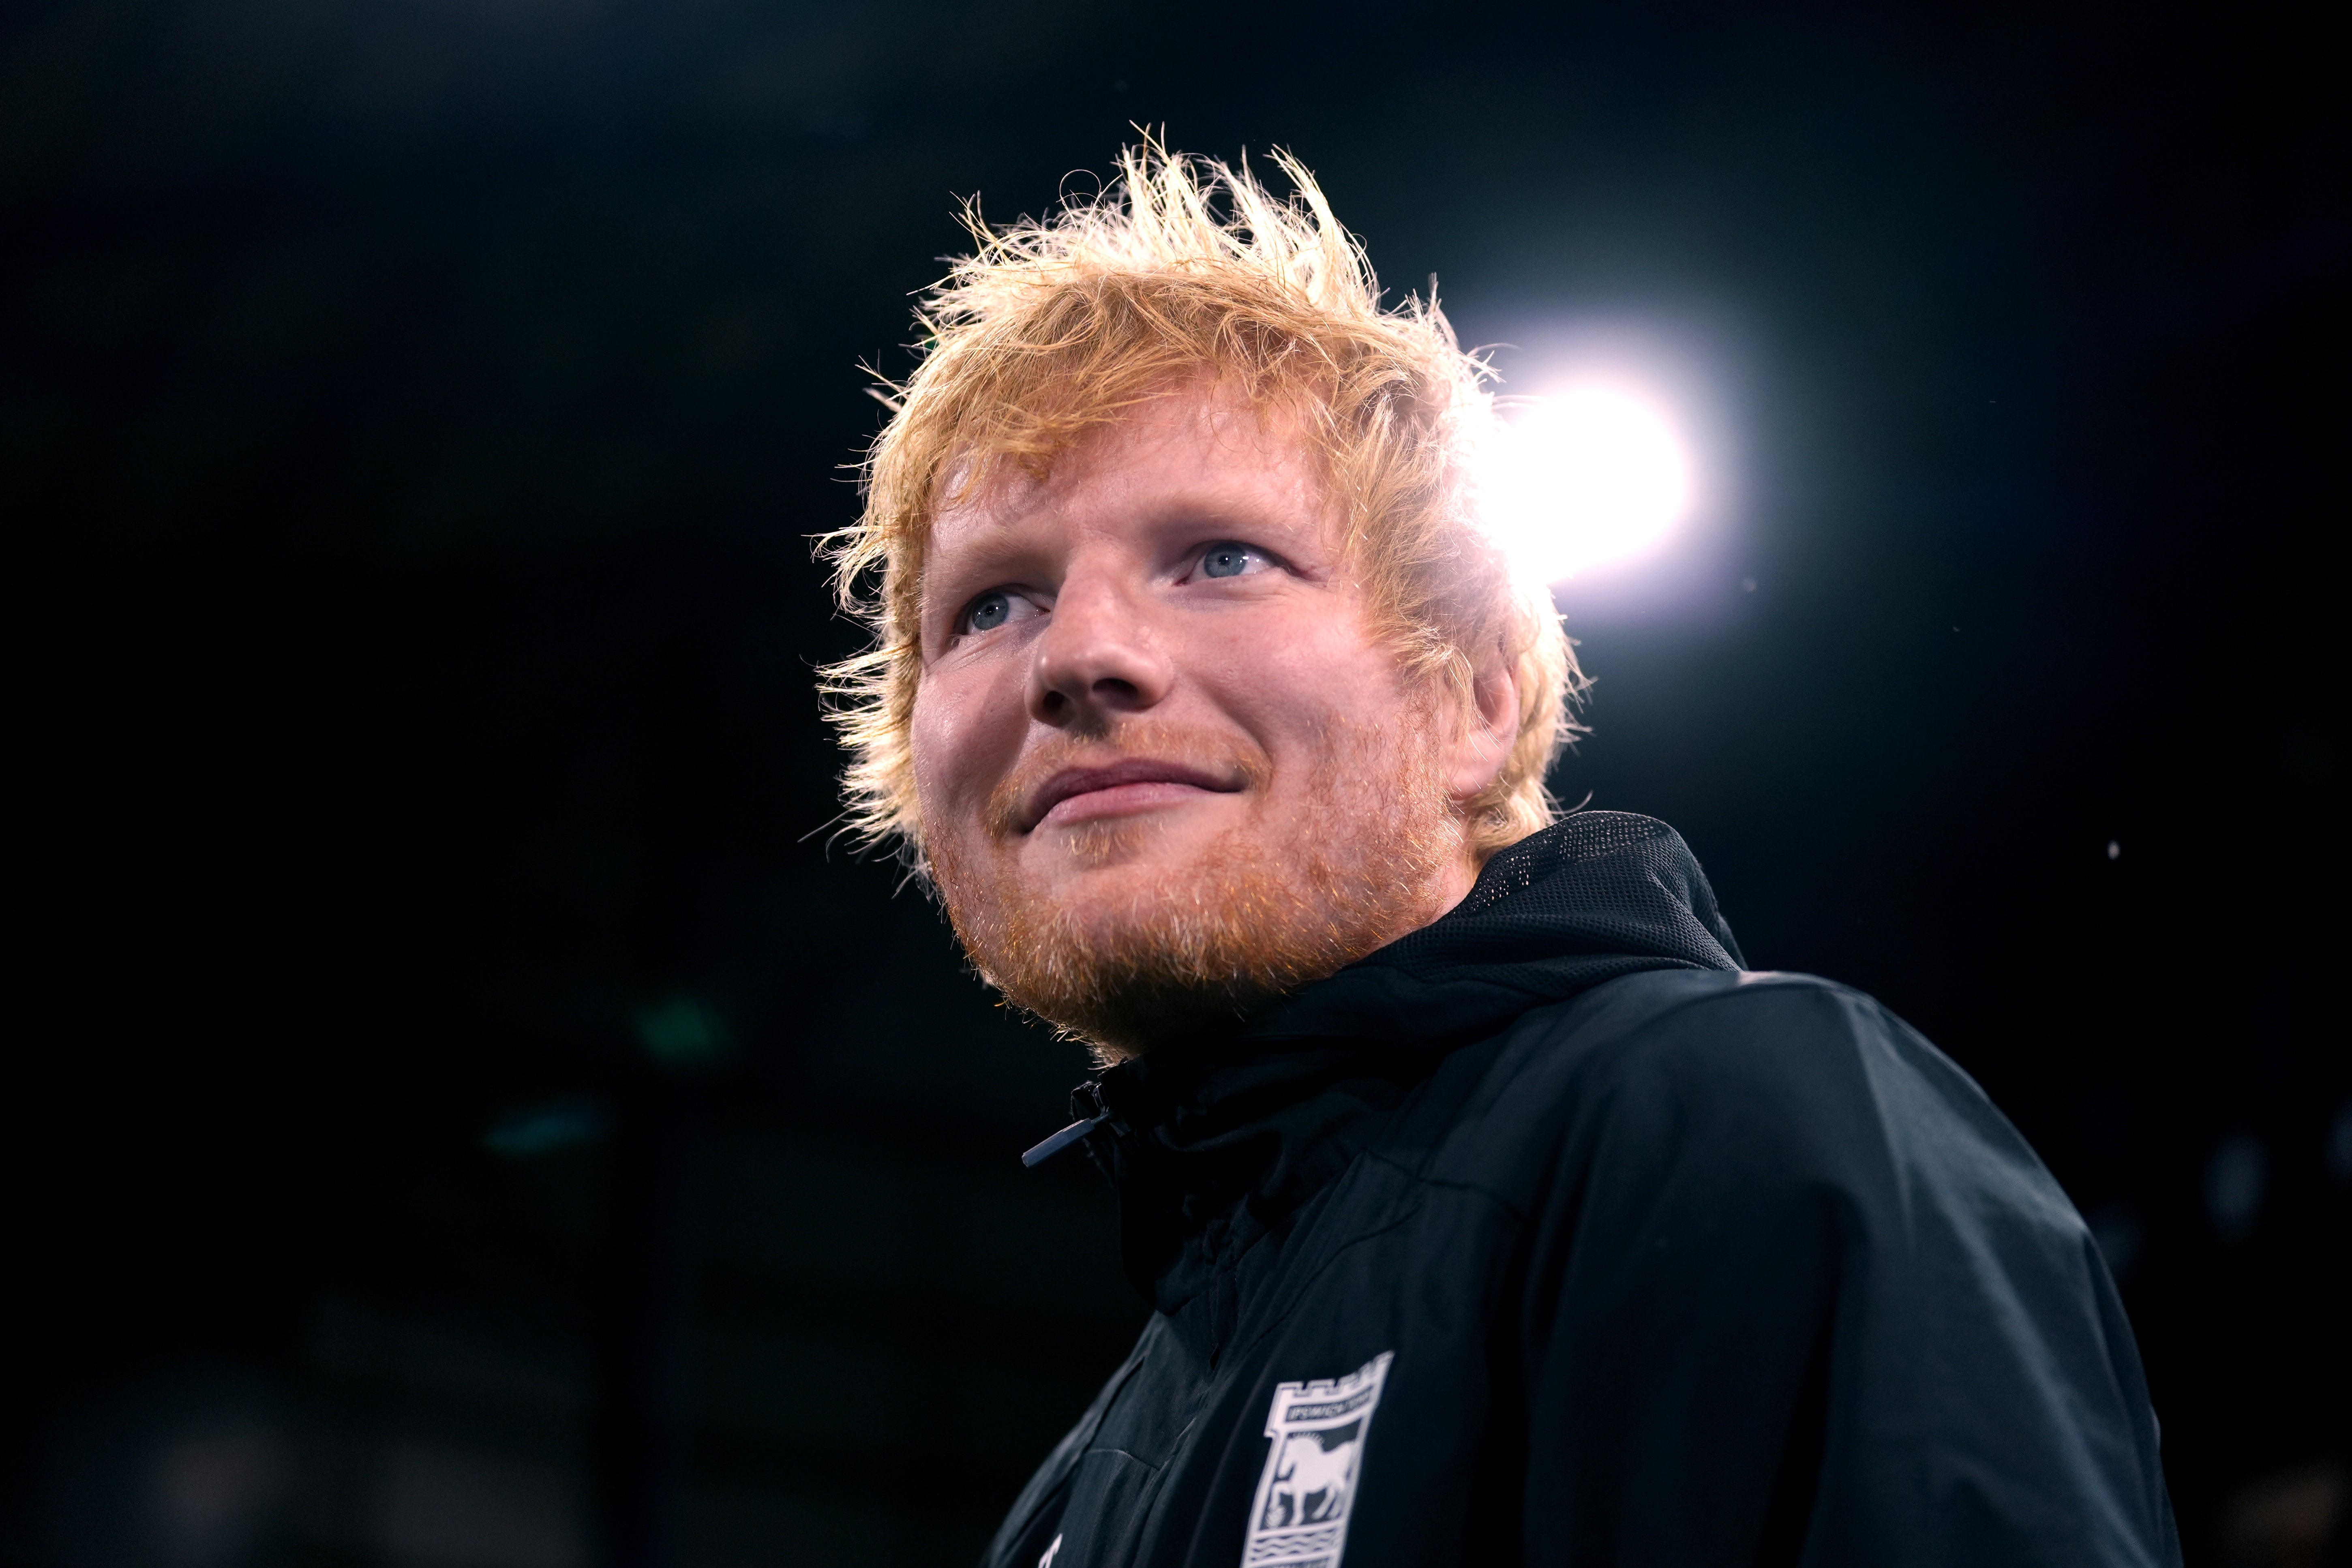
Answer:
[{"left": 1442, "top": 642, "right": 1520, "bottom": 805}]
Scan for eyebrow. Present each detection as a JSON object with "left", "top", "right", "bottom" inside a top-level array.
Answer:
[
  {"left": 925, "top": 475, "right": 1060, "bottom": 553},
  {"left": 921, "top": 518, "right": 1035, "bottom": 606},
  {"left": 924, "top": 486, "right": 1327, "bottom": 591}
]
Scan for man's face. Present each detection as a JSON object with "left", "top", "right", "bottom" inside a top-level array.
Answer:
[{"left": 908, "top": 383, "right": 1497, "bottom": 1053}]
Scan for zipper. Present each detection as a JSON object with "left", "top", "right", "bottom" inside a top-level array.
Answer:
[{"left": 1020, "top": 1080, "right": 1110, "bottom": 1167}]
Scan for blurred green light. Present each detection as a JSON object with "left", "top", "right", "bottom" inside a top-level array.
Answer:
[
  {"left": 482, "top": 1096, "right": 606, "bottom": 1159},
  {"left": 634, "top": 995, "right": 733, "bottom": 1067}
]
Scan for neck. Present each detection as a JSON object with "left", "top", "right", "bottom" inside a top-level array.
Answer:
[{"left": 1084, "top": 849, "right": 1484, "bottom": 1063}]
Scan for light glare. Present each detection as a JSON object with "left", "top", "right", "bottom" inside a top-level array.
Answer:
[{"left": 1486, "top": 386, "right": 1693, "bottom": 583}]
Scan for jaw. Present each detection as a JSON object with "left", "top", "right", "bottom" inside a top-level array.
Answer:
[{"left": 923, "top": 714, "right": 1472, "bottom": 1055}]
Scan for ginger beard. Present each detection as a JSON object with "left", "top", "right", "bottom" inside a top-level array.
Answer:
[{"left": 922, "top": 701, "right": 1463, "bottom": 1059}]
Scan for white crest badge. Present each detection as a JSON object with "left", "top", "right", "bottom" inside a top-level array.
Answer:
[{"left": 1240, "top": 1351, "right": 1393, "bottom": 1568}]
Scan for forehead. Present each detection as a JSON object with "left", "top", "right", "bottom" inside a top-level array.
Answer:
[{"left": 924, "top": 385, "right": 1332, "bottom": 566}]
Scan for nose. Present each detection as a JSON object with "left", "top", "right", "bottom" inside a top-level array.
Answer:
[{"left": 1027, "top": 570, "right": 1173, "bottom": 729}]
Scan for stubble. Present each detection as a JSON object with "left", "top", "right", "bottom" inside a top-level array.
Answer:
[{"left": 925, "top": 709, "right": 1460, "bottom": 1060}]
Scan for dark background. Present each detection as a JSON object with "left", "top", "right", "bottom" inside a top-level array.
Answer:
[{"left": 4, "top": 0, "right": 2344, "bottom": 1564}]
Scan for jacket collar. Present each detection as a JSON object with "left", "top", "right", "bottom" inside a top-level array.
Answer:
[{"left": 1080, "top": 812, "right": 1743, "bottom": 1313}]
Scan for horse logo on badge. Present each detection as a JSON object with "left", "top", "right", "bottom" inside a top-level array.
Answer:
[{"left": 1241, "top": 1352, "right": 1392, "bottom": 1568}]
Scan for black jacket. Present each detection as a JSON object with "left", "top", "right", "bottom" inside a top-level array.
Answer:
[{"left": 984, "top": 813, "right": 2179, "bottom": 1568}]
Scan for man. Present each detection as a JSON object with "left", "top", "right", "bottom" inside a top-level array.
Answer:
[{"left": 820, "top": 147, "right": 2179, "bottom": 1567}]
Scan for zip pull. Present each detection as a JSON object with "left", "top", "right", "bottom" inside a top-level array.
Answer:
[{"left": 1020, "top": 1081, "right": 1109, "bottom": 1168}]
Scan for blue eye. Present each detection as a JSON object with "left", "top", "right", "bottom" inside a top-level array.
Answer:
[
  {"left": 1199, "top": 542, "right": 1265, "bottom": 579},
  {"left": 964, "top": 591, "right": 1014, "bottom": 632},
  {"left": 953, "top": 588, "right": 1044, "bottom": 639}
]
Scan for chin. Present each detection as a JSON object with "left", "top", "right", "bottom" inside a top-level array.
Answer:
[
  {"left": 1026, "top": 868, "right": 1215, "bottom": 956},
  {"left": 951, "top": 831, "right": 1444, "bottom": 1059},
  {"left": 928, "top": 736, "right": 1459, "bottom": 1054},
  {"left": 1043, "top": 813, "right": 1277, "bottom": 903}
]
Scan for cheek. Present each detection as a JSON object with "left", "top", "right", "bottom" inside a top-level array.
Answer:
[
  {"left": 910, "top": 666, "right": 1025, "bottom": 823},
  {"left": 1194, "top": 606, "right": 1410, "bottom": 742}
]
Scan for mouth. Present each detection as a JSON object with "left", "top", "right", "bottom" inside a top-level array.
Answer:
[{"left": 1021, "top": 757, "right": 1245, "bottom": 832}]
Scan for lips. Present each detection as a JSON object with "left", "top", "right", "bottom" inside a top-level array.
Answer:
[{"left": 1022, "top": 757, "right": 1243, "bottom": 831}]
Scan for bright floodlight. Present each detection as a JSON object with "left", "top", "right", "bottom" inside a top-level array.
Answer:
[{"left": 1485, "top": 386, "right": 1693, "bottom": 583}]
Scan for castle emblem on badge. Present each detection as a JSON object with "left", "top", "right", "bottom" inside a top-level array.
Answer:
[{"left": 1241, "top": 1351, "right": 1393, "bottom": 1568}]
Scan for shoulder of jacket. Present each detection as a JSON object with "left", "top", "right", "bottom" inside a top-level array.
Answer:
[
  {"left": 1411, "top": 968, "right": 2061, "bottom": 1227},
  {"left": 1483, "top": 967, "right": 1896, "bottom": 1102}
]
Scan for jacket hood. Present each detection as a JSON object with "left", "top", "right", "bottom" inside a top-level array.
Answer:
[
  {"left": 1082, "top": 811, "right": 1743, "bottom": 1317},
  {"left": 1238, "top": 809, "right": 1744, "bottom": 1047}
]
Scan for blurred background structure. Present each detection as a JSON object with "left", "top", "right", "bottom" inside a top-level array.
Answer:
[{"left": 3, "top": 0, "right": 2343, "bottom": 1563}]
